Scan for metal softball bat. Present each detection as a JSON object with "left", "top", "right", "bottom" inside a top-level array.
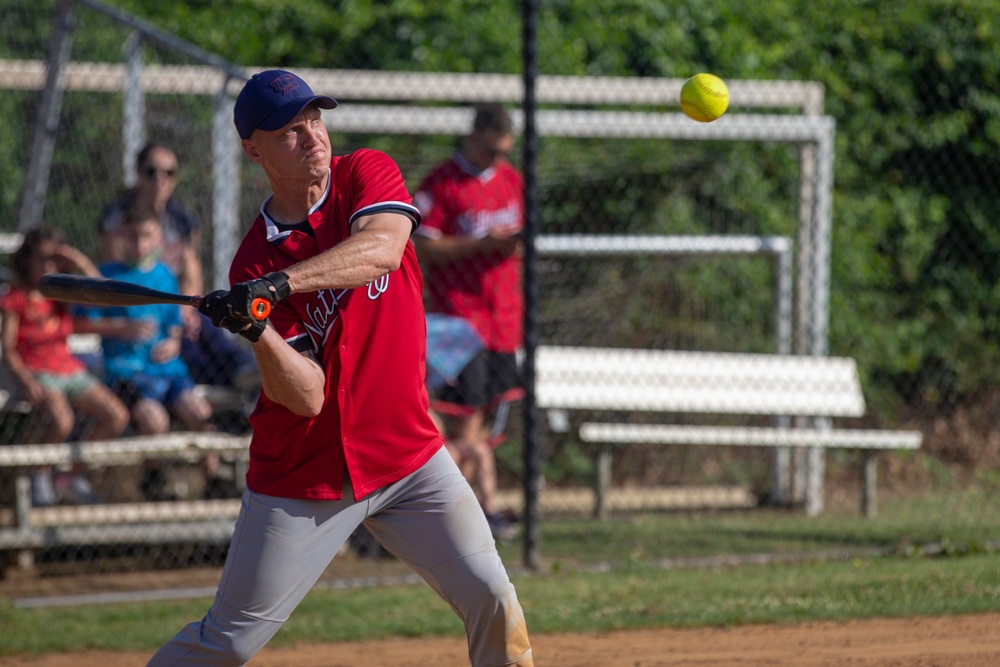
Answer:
[{"left": 38, "top": 273, "right": 271, "bottom": 320}]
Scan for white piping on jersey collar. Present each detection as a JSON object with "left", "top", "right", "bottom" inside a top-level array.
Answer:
[
  {"left": 454, "top": 151, "right": 497, "bottom": 182},
  {"left": 261, "top": 168, "right": 332, "bottom": 243}
]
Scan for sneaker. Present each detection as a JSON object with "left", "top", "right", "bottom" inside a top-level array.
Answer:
[
  {"left": 55, "top": 473, "right": 103, "bottom": 505},
  {"left": 140, "top": 468, "right": 178, "bottom": 502},
  {"left": 30, "top": 471, "right": 59, "bottom": 507},
  {"left": 486, "top": 512, "right": 517, "bottom": 543}
]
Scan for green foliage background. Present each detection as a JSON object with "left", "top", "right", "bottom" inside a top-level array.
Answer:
[{"left": 4, "top": 0, "right": 1000, "bottom": 424}]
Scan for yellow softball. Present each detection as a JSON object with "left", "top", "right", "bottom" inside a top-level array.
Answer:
[{"left": 680, "top": 73, "right": 730, "bottom": 123}]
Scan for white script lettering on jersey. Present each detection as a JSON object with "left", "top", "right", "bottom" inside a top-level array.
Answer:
[
  {"left": 367, "top": 274, "right": 390, "bottom": 300},
  {"left": 302, "top": 288, "right": 349, "bottom": 346},
  {"left": 457, "top": 202, "right": 521, "bottom": 238},
  {"left": 300, "top": 278, "right": 390, "bottom": 348}
]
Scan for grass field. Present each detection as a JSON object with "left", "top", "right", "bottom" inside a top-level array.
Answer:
[
  {"left": 3, "top": 490, "right": 1000, "bottom": 656},
  {"left": 2, "top": 551, "right": 999, "bottom": 655},
  {"left": 517, "top": 488, "right": 1000, "bottom": 566}
]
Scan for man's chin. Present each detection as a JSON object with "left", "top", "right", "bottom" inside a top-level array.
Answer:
[{"left": 304, "top": 157, "right": 330, "bottom": 175}]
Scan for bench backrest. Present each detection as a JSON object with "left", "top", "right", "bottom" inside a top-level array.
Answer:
[{"left": 535, "top": 346, "right": 866, "bottom": 417}]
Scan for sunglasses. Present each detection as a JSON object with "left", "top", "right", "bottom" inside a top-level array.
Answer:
[{"left": 142, "top": 166, "right": 177, "bottom": 178}]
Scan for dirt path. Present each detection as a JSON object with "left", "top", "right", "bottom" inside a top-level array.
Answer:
[{"left": 4, "top": 612, "right": 1000, "bottom": 666}]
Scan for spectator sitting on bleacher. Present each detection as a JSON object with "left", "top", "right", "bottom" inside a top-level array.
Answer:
[
  {"left": 0, "top": 227, "right": 130, "bottom": 506},
  {"left": 98, "top": 141, "right": 260, "bottom": 397},
  {"left": 75, "top": 210, "right": 240, "bottom": 501}
]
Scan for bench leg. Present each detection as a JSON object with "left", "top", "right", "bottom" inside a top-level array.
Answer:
[
  {"left": 14, "top": 474, "right": 35, "bottom": 571},
  {"left": 594, "top": 445, "right": 612, "bottom": 520},
  {"left": 805, "top": 447, "right": 825, "bottom": 516},
  {"left": 861, "top": 450, "right": 877, "bottom": 519}
]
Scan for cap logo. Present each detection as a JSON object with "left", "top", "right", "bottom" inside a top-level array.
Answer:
[{"left": 269, "top": 73, "right": 304, "bottom": 96}]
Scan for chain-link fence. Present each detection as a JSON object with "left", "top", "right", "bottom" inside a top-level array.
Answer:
[
  {"left": 2, "top": 1, "right": 1000, "bottom": 590},
  {"left": 0, "top": 1, "right": 257, "bottom": 574}
]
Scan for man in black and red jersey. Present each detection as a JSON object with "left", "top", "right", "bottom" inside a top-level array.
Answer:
[{"left": 413, "top": 104, "right": 525, "bottom": 542}]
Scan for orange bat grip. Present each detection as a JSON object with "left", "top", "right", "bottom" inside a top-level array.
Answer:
[{"left": 251, "top": 298, "right": 271, "bottom": 320}]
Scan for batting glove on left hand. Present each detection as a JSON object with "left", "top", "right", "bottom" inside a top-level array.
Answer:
[
  {"left": 199, "top": 290, "right": 267, "bottom": 342},
  {"left": 228, "top": 271, "right": 291, "bottom": 321}
]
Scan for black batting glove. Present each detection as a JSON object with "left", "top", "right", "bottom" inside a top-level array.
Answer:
[
  {"left": 228, "top": 271, "right": 291, "bottom": 321},
  {"left": 199, "top": 290, "right": 267, "bottom": 342}
]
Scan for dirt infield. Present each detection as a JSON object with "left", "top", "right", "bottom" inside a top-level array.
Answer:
[{"left": 3, "top": 612, "right": 1000, "bottom": 666}]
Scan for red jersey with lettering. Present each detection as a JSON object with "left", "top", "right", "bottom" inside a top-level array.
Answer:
[
  {"left": 412, "top": 153, "right": 524, "bottom": 353},
  {"left": 0, "top": 286, "right": 85, "bottom": 375},
  {"left": 231, "top": 149, "right": 443, "bottom": 501}
]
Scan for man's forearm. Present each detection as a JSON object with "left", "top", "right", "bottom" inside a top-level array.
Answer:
[
  {"left": 284, "top": 215, "right": 409, "bottom": 294},
  {"left": 253, "top": 326, "right": 326, "bottom": 417}
]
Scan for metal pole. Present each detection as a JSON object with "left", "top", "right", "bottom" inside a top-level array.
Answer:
[
  {"left": 211, "top": 83, "right": 241, "bottom": 290},
  {"left": 804, "top": 118, "right": 837, "bottom": 517},
  {"left": 771, "top": 244, "right": 794, "bottom": 504},
  {"left": 792, "top": 94, "right": 824, "bottom": 507},
  {"left": 16, "top": 0, "right": 75, "bottom": 232},
  {"left": 521, "top": 0, "right": 541, "bottom": 571},
  {"left": 122, "top": 30, "right": 145, "bottom": 189}
]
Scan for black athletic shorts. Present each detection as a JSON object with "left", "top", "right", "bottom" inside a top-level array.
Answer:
[{"left": 436, "top": 349, "right": 522, "bottom": 411}]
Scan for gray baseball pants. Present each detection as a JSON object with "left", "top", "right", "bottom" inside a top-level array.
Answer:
[{"left": 147, "top": 446, "right": 532, "bottom": 666}]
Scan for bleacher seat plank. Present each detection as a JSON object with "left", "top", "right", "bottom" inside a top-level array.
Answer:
[
  {"left": 579, "top": 424, "right": 922, "bottom": 450},
  {"left": 495, "top": 486, "right": 756, "bottom": 514},
  {"left": 27, "top": 499, "right": 242, "bottom": 527},
  {"left": 0, "top": 521, "right": 237, "bottom": 549},
  {"left": 536, "top": 346, "right": 866, "bottom": 416},
  {"left": 0, "top": 433, "right": 249, "bottom": 467}
]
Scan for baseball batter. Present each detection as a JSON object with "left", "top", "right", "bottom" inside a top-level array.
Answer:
[{"left": 147, "top": 70, "right": 533, "bottom": 667}]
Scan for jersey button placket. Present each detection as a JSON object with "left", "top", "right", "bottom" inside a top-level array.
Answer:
[
  {"left": 339, "top": 347, "right": 347, "bottom": 398},
  {"left": 339, "top": 344, "right": 349, "bottom": 443},
  {"left": 339, "top": 345, "right": 348, "bottom": 401}
]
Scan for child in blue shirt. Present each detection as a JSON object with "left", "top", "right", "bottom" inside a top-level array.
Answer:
[{"left": 75, "top": 210, "right": 231, "bottom": 500}]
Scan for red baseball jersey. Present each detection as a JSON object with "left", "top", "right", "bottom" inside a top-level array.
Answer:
[
  {"left": 413, "top": 153, "right": 524, "bottom": 353},
  {"left": 231, "top": 149, "right": 443, "bottom": 501}
]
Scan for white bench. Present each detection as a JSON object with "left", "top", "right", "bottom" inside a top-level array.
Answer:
[
  {"left": 0, "top": 315, "right": 255, "bottom": 572},
  {"left": 535, "top": 346, "right": 923, "bottom": 519},
  {"left": 0, "top": 433, "right": 250, "bottom": 571},
  {"left": 0, "top": 238, "right": 256, "bottom": 572}
]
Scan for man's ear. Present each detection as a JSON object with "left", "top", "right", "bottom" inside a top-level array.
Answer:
[{"left": 241, "top": 139, "right": 263, "bottom": 164}]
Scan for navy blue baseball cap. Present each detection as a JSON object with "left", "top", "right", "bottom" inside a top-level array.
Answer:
[{"left": 234, "top": 70, "right": 337, "bottom": 140}]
